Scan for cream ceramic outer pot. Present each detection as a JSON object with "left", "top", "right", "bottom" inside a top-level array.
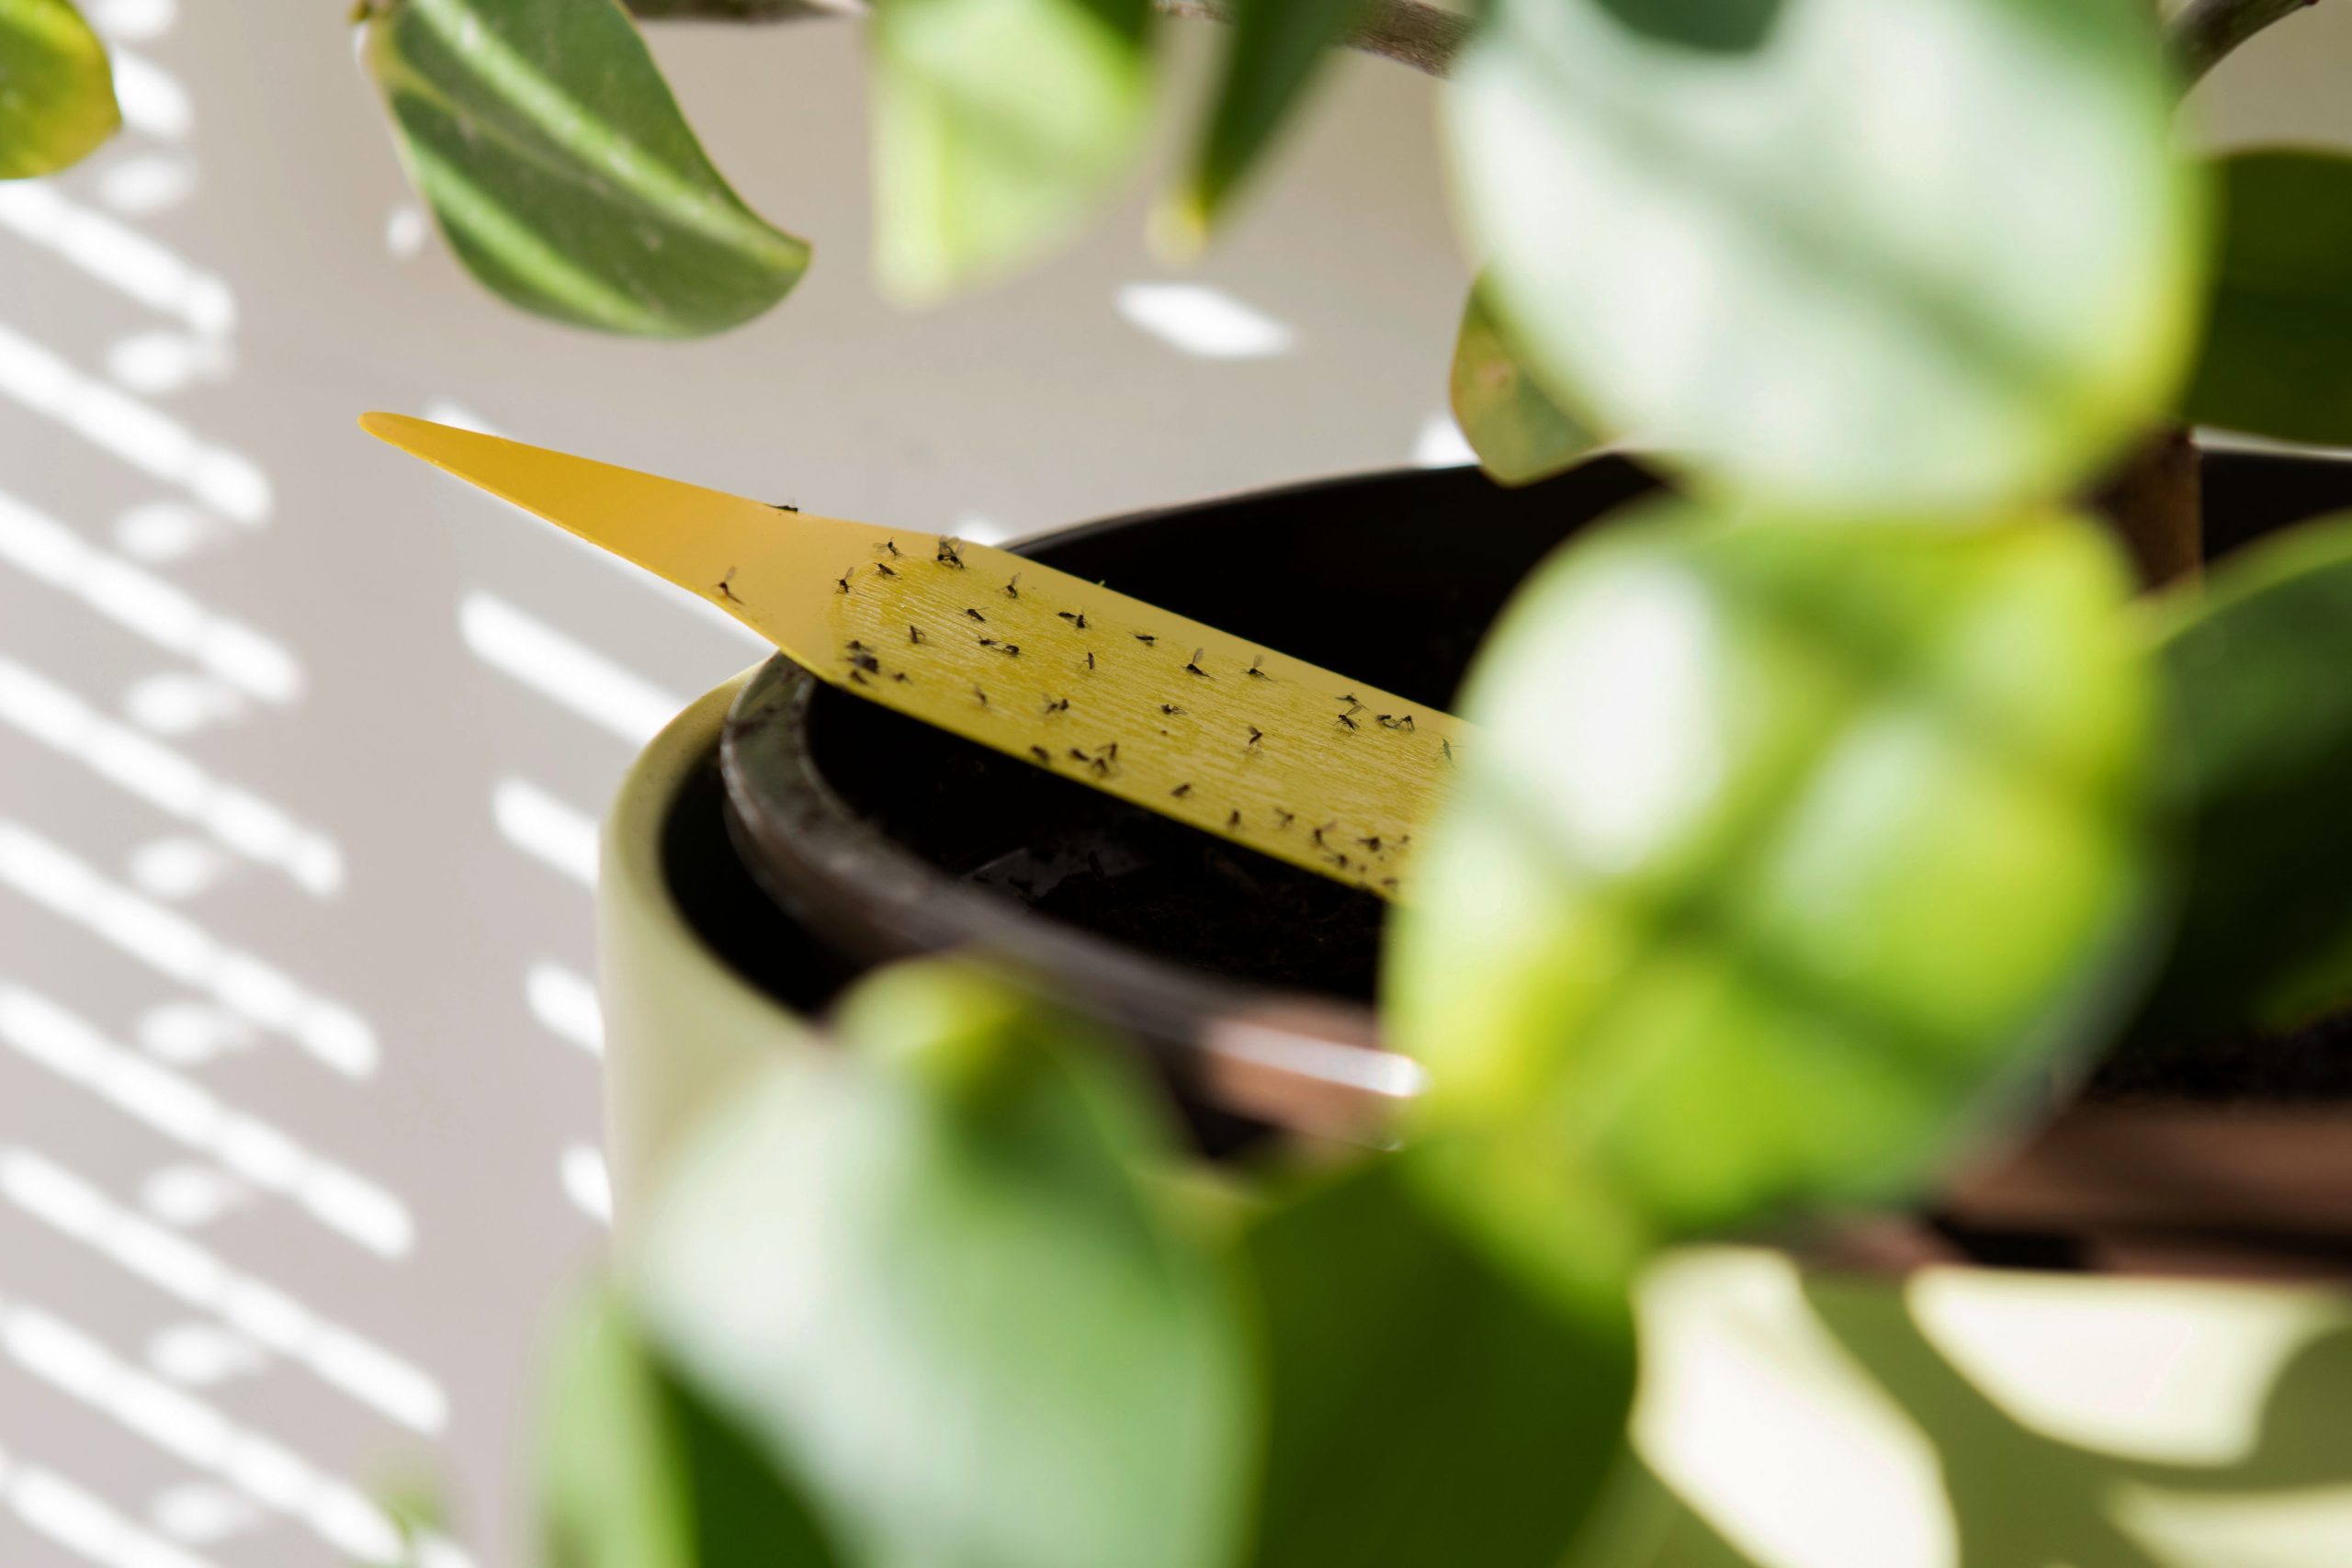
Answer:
[{"left": 598, "top": 670, "right": 2352, "bottom": 1568}]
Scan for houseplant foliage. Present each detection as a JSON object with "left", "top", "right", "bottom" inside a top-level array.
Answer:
[
  {"left": 16, "top": 0, "right": 2352, "bottom": 1562},
  {"left": 0, "top": 0, "right": 117, "bottom": 180}
]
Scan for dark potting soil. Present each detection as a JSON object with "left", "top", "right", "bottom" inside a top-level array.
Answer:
[{"left": 2083, "top": 1008, "right": 2352, "bottom": 1105}]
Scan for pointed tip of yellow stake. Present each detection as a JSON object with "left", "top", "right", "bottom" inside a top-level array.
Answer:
[
  {"left": 358, "top": 410, "right": 424, "bottom": 445},
  {"left": 351, "top": 412, "right": 1466, "bottom": 901}
]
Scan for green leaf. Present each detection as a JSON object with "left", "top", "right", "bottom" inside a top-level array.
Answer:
[
  {"left": 870, "top": 0, "right": 1154, "bottom": 302},
  {"left": 362, "top": 0, "right": 808, "bottom": 338},
  {"left": 1450, "top": 283, "right": 1604, "bottom": 488},
  {"left": 1445, "top": 0, "right": 2199, "bottom": 515},
  {"left": 1386, "top": 502, "right": 2159, "bottom": 1303},
  {"left": 1240, "top": 1159, "right": 1634, "bottom": 1568},
  {"left": 635, "top": 959, "right": 1250, "bottom": 1568},
  {"left": 2184, "top": 150, "right": 2352, "bottom": 446},
  {"left": 0, "top": 0, "right": 118, "bottom": 180},
  {"left": 538, "top": 1290, "right": 838, "bottom": 1568},
  {"left": 2132, "top": 516, "right": 2352, "bottom": 1040},
  {"left": 1170, "top": 0, "right": 1365, "bottom": 243}
]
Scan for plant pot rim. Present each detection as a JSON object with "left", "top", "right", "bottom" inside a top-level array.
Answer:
[{"left": 707, "top": 456, "right": 2352, "bottom": 1283}]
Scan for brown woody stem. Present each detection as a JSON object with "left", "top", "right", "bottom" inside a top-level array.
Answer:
[
  {"left": 2095, "top": 427, "right": 2203, "bottom": 589},
  {"left": 2171, "top": 0, "right": 2324, "bottom": 89},
  {"left": 622, "top": 0, "right": 1468, "bottom": 77}
]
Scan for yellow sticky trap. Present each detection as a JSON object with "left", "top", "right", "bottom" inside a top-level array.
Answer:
[{"left": 364, "top": 413, "right": 1468, "bottom": 899}]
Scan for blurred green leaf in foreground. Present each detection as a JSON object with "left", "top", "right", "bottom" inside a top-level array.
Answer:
[
  {"left": 0, "top": 0, "right": 118, "bottom": 179},
  {"left": 633, "top": 960, "right": 1252, "bottom": 1568},
  {"left": 1388, "top": 503, "right": 2161, "bottom": 1303}
]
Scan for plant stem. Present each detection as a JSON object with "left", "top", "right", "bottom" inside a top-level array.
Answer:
[
  {"left": 2094, "top": 426, "right": 2203, "bottom": 589},
  {"left": 622, "top": 0, "right": 1468, "bottom": 77},
  {"left": 1156, "top": 1, "right": 1465, "bottom": 76},
  {"left": 2171, "top": 0, "right": 2324, "bottom": 88}
]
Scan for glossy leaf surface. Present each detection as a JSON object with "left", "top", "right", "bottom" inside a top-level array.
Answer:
[
  {"left": 2135, "top": 515, "right": 2352, "bottom": 1038},
  {"left": 0, "top": 0, "right": 117, "bottom": 179},
  {"left": 637, "top": 961, "right": 1250, "bottom": 1568},
  {"left": 1445, "top": 0, "right": 2198, "bottom": 514},
  {"left": 1450, "top": 283, "right": 1603, "bottom": 487},
  {"left": 364, "top": 0, "right": 808, "bottom": 337},
  {"left": 871, "top": 0, "right": 1153, "bottom": 301},
  {"left": 1240, "top": 1159, "right": 1634, "bottom": 1568},
  {"left": 2185, "top": 151, "right": 2352, "bottom": 446},
  {"left": 1386, "top": 502, "right": 2158, "bottom": 1302}
]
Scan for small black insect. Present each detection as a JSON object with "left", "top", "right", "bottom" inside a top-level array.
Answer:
[
  {"left": 1247, "top": 656, "right": 1270, "bottom": 680},
  {"left": 769, "top": 501, "right": 799, "bottom": 513},
  {"left": 1043, "top": 697, "right": 1069, "bottom": 715},
  {"left": 1226, "top": 810, "right": 1241, "bottom": 830},
  {"left": 875, "top": 561, "right": 899, "bottom": 579},
  {"left": 1100, "top": 742, "right": 1118, "bottom": 759},
  {"left": 1085, "top": 651, "right": 1096, "bottom": 671},
  {"left": 1246, "top": 726, "right": 1263, "bottom": 747},
  {"left": 1382, "top": 876, "right": 1400, "bottom": 892},
  {"left": 1135, "top": 633, "right": 1157, "bottom": 646},
  {"left": 909, "top": 625, "right": 924, "bottom": 645},
  {"left": 1160, "top": 704, "right": 1185, "bottom": 716},
  {"left": 892, "top": 672, "right": 911, "bottom": 683},
  {"left": 1003, "top": 572, "right": 1022, "bottom": 600},
  {"left": 1171, "top": 783, "right": 1193, "bottom": 799},
  {"left": 1398, "top": 715, "right": 1416, "bottom": 732},
  {"left": 1340, "top": 693, "right": 1363, "bottom": 706},
  {"left": 1274, "top": 809, "right": 1295, "bottom": 829},
  {"left": 846, "top": 638, "right": 869, "bottom": 651},
  {"left": 1442, "top": 739, "right": 1454, "bottom": 763},
  {"left": 978, "top": 637, "right": 999, "bottom": 648},
  {"left": 1090, "top": 756, "right": 1111, "bottom": 776},
  {"left": 1069, "top": 748, "right": 1091, "bottom": 762},
  {"left": 1031, "top": 746, "right": 1052, "bottom": 765},
  {"left": 1184, "top": 649, "right": 1210, "bottom": 678},
  {"left": 1057, "top": 611, "right": 1089, "bottom": 629},
  {"left": 849, "top": 669, "right": 870, "bottom": 686},
  {"left": 849, "top": 651, "right": 880, "bottom": 673},
  {"left": 938, "top": 538, "right": 966, "bottom": 569},
  {"left": 966, "top": 607, "right": 987, "bottom": 623},
  {"left": 883, "top": 539, "right": 903, "bottom": 558},
  {"left": 836, "top": 570, "right": 853, "bottom": 594},
  {"left": 1002, "top": 645, "right": 1021, "bottom": 658},
  {"left": 1336, "top": 713, "right": 1359, "bottom": 731},
  {"left": 972, "top": 684, "right": 989, "bottom": 706},
  {"left": 714, "top": 568, "right": 742, "bottom": 604},
  {"left": 1358, "top": 835, "right": 1382, "bottom": 852},
  {"left": 1311, "top": 822, "right": 1333, "bottom": 848}
]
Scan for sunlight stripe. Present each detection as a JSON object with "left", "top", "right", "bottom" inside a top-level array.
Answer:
[
  {"left": 0, "top": 820, "right": 373, "bottom": 1073},
  {"left": 0, "top": 1295, "right": 468, "bottom": 1565},
  {"left": 0, "top": 985, "right": 411, "bottom": 1257},
  {"left": 0, "top": 1149, "right": 446, "bottom": 1435},
  {"left": 459, "top": 591, "right": 679, "bottom": 743}
]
